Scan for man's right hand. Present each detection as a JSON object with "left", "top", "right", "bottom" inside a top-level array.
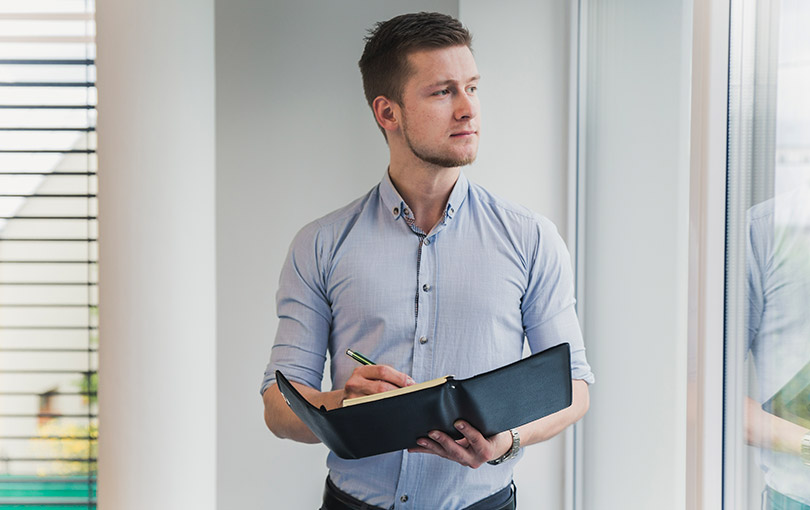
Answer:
[
  {"left": 263, "top": 364, "right": 415, "bottom": 443},
  {"left": 342, "top": 365, "right": 415, "bottom": 402}
]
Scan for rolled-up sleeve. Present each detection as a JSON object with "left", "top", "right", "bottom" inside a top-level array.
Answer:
[
  {"left": 260, "top": 222, "right": 332, "bottom": 395},
  {"left": 522, "top": 215, "right": 594, "bottom": 384}
]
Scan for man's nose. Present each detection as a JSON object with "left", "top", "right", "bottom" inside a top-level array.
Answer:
[{"left": 454, "top": 92, "right": 478, "bottom": 120}]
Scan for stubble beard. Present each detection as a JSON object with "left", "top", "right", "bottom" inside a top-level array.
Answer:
[{"left": 401, "top": 119, "right": 478, "bottom": 169}]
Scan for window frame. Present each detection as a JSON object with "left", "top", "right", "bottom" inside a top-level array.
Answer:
[{"left": 685, "top": 0, "right": 730, "bottom": 508}]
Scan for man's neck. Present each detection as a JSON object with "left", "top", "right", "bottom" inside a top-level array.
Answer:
[{"left": 388, "top": 162, "right": 460, "bottom": 234}]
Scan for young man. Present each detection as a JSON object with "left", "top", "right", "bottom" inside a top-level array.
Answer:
[
  {"left": 744, "top": 188, "right": 810, "bottom": 509},
  {"left": 261, "top": 12, "right": 594, "bottom": 510}
]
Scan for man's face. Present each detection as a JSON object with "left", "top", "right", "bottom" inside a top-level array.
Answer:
[{"left": 397, "top": 45, "right": 480, "bottom": 168}]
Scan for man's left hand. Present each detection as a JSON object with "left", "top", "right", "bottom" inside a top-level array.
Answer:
[{"left": 407, "top": 420, "right": 512, "bottom": 469}]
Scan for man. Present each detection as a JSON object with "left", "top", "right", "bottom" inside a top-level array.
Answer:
[
  {"left": 261, "top": 12, "right": 594, "bottom": 509},
  {"left": 745, "top": 187, "right": 810, "bottom": 509}
]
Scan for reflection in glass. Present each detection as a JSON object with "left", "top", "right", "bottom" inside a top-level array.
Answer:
[{"left": 739, "top": 0, "right": 810, "bottom": 508}]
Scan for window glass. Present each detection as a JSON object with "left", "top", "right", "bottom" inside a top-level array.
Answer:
[{"left": 727, "top": 0, "right": 810, "bottom": 508}]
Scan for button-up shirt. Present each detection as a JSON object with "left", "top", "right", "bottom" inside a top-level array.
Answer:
[
  {"left": 262, "top": 171, "right": 594, "bottom": 509},
  {"left": 747, "top": 189, "right": 810, "bottom": 503}
]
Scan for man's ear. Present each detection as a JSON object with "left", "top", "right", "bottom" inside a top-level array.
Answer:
[{"left": 372, "top": 96, "right": 400, "bottom": 134}]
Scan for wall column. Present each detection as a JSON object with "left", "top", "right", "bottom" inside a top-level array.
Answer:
[
  {"left": 580, "top": 0, "right": 692, "bottom": 508},
  {"left": 96, "top": 1, "right": 217, "bottom": 508}
]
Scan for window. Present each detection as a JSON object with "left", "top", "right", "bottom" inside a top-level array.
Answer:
[
  {"left": 0, "top": 1, "right": 97, "bottom": 508},
  {"left": 725, "top": 0, "right": 810, "bottom": 507}
]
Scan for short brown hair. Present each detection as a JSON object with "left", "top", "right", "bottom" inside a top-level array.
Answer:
[{"left": 358, "top": 12, "right": 473, "bottom": 129}]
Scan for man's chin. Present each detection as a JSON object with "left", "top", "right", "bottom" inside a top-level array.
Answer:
[
  {"left": 452, "top": 155, "right": 477, "bottom": 168},
  {"left": 419, "top": 152, "right": 477, "bottom": 169},
  {"left": 405, "top": 138, "right": 478, "bottom": 168}
]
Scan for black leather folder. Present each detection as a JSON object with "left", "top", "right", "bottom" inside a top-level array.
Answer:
[
  {"left": 276, "top": 342, "right": 573, "bottom": 459},
  {"left": 762, "top": 360, "right": 810, "bottom": 429}
]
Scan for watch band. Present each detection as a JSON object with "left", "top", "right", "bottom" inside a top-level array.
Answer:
[
  {"left": 487, "top": 428, "right": 520, "bottom": 465},
  {"left": 801, "top": 432, "right": 810, "bottom": 466}
]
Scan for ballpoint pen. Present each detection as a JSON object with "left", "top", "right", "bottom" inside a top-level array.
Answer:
[{"left": 345, "top": 348, "right": 376, "bottom": 366}]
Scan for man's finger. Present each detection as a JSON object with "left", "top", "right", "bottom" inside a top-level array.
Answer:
[
  {"left": 343, "top": 375, "right": 397, "bottom": 398},
  {"left": 455, "top": 437, "right": 470, "bottom": 448},
  {"left": 409, "top": 434, "right": 491, "bottom": 469},
  {"left": 343, "top": 364, "right": 416, "bottom": 399},
  {"left": 429, "top": 431, "right": 472, "bottom": 461},
  {"left": 453, "top": 421, "right": 486, "bottom": 452},
  {"left": 357, "top": 364, "right": 415, "bottom": 388}
]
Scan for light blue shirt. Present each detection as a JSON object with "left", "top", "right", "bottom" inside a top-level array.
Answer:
[
  {"left": 262, "top": 171, "right": 594, "bottom": 509},
  {"left": 747, "top": 188, "right": 810, "bottom": 503}
]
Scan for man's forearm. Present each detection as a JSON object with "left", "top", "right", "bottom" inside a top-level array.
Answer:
[
  {"left": 515, "top": 379, "right": 590, "bottom": 447},
  {"left": 745, "top": 396, "right": 808, "bottom": 455},
  {"left": 262, "top": 382, "right": 344, "bottom": 444}
]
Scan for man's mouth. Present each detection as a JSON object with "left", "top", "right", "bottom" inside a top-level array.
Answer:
[{"left": 450, "top": 130, "right": 477, "bottom": 137}]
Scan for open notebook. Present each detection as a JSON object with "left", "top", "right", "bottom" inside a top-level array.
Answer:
[{"left": 276, "top": 342, "right": 573, "bottom": 459}]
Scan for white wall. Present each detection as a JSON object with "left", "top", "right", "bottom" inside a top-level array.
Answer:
[
  {"left": 579, "top": 0, "right": 693, "bottom": 508},
  {"left": 96, "top": 1, "right": 218, "bottom": 509}
]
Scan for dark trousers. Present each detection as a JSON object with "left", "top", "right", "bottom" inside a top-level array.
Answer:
[
  {"left": 321, "top": 476, "right": 517, "bottom": 510},
  {"left": 764, "top": 486, "right": 810, "bottom": 510}
]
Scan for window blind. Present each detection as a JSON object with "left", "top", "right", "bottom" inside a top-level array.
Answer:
[{"left": 0, "top": 0, "right": 97, "bottom": 508}]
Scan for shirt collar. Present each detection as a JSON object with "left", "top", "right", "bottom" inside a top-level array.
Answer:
[
  {"left": 380, "top": 170, "right": 406, "bottom": 220},
  {"left": 379, "top": 169, "right": 469, "bottom": 223},
  {"left": 445, "top": 171, "right": 468, "bottom": 220}
]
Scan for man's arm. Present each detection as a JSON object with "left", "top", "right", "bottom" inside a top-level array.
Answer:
[
  {"left": 263, "top": 382, "right": 343, "bottom": 443},
  {"left": 408, "top": 379, "right": 589, "bottom": 468},
  {"left": 745, "top": 396, "right": 809, "bottom": 456},
  {"left": 263, "top": 364, "right": 416, "bottom": 443}
]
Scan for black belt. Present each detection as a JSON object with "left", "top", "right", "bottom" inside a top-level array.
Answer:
[
  {"left": 321, "top": 476, "right": 517, "bottom": 510},
  {"left": 764, "top": 486, "right": 810, "bottom": 510}
]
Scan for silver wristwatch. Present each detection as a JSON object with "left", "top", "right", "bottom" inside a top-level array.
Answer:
[
  {"left": 802, "top": 432, "right": 810, "bottom": 466},
  {"left": 487, "top": 428, "right": 520, "bottom": 465}
]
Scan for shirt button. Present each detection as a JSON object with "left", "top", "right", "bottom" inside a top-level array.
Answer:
[
  {"left": 423, "top": 238, "right": 431, "bottom": 246},
  {"left": 393, "top": 207, "right": 400, "bottom": 215},
  {"left": 419, "top": 336, "right": 428, "bottom": 344},
  {"left": 422, "top": 284, "right": 431, "bottom": 292},
  {"left": 400, "top": 495, "right": 409, "bottom": 503},
  {"left": 450, "top": 207, "right": 455, "bottom": 214},
  {"left": 403, "top": 208, "right": 410, "bottom": 216}
]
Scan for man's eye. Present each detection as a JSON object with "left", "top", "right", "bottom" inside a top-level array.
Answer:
[
  {"left": 467, "top": 86, "right": 477, "bottom": 93},
  {"left": 434, "top": 89, "right": 450, "bottom": 96}
]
